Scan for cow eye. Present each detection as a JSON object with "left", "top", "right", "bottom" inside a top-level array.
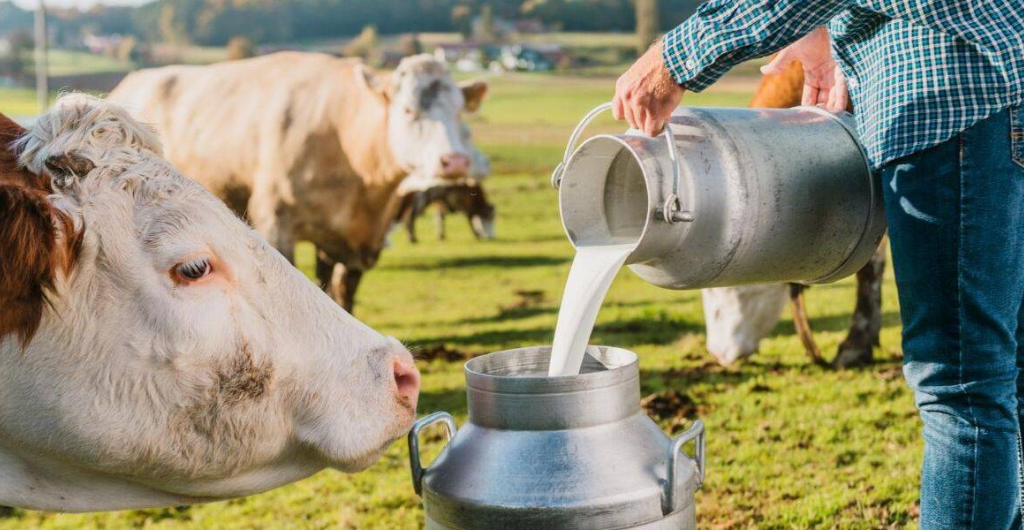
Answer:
[
  {"left": 174, "top": 257, "right": 212, "bottom": 283},
  {"left": 405, "top": 107, "right": 417, "bottom": 117}
]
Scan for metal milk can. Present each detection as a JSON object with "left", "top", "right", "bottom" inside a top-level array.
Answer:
[
  {"left": 409, "top": 346, "right": 705, "bottom": 529},
  {"left": 553, "top": 103, "right": 886, "bottom": 289}
]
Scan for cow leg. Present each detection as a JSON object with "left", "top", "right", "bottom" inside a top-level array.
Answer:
[
  {"left": 248, "top": 190, "right": 296, "bottom": 263},
  {"left": 833, "top": 243, "right": 887, "bottom": 368},
  {"left": 404, "top": 195, "right": 420, "bottom": 244},
  {"left": 331, "top": 263, "right": 364, "bottom": 314},
  {"left": 434, "top": 202, "right": 447, "bottom": 240}
]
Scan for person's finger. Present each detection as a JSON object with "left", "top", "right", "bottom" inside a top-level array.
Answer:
[
  {"left": 612, "top": 91, "right": 625, "bottom": 120},
  {"left": 623, "top": 99, "right": 639, "bottom": 131},
  {"left": 644, "top": 112, "right": 660, "bottom": 137},
  {"left": 760, "top": 49, "right": 794, "bottom": 76},
  {"left": 829, "top": 74, "right": 849, "bottom": 113},
  {"left": 634, "top": 107, "right": 649, "bottom": 135},
  {"left": 801, "top": 83, "right": 819, "bottom": 107}
]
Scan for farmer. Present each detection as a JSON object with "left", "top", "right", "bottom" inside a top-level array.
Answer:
[{"left": 613, "top": 2, "right": 1024, "bottom": 528}]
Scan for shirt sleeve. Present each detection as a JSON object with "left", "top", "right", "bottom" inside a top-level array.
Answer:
[{"left": 662, "top": 0, "right": 853, "bottom": 92}]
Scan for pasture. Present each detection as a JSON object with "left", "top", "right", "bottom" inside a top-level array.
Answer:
[{"left": 0, "top": 71, "right": 919, "bottom": 529}]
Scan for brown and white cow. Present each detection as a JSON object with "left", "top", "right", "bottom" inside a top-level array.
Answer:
[
  {"left": 109, "top": 52, "right": 488, "bottom": 312},
  {"left": 702, "top": 60, "right": 886, "bottom": 368},
  {"left": 0, "top": 95, "right": 419, "bottom": 512}
]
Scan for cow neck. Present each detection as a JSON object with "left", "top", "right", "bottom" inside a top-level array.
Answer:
[{"left": 331, "top": 91, "right": 405, "bottom": 191}]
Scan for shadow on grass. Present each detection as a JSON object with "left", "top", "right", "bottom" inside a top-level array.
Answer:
[
  {"left": 770, "top": 311, "right": 901, "bottom": 338},
  {"left": 381, "top": 254, "right": 570, "bottom": 271},
  {"left": 407, "top": 315, "right": 705, "bottom": 353}
]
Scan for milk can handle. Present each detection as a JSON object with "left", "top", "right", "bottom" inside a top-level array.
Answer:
[
  {"left": 550, "top": 101, "right": 692, "bottom": 224},
  {"left": 408, "top": 412, "right": 457, "bottom": 497},
  {"left": 662, "top": 420, "right": 706, "bottom": 515}
]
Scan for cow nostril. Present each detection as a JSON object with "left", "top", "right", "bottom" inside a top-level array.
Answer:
[{"left": 392, "top": 358, "right": 421, "bottom": 408}]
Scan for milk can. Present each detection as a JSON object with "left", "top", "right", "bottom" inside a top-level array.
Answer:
[
  {"left": 408, "top": 346, "right": 705, "bottom": 529},
  {"left": 553, "top": 103, "right": 886, "bottom": 289}
]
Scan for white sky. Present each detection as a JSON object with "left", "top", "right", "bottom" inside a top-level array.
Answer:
[{"left": 11, "top": 0, "right": 150, "bottom": 9}]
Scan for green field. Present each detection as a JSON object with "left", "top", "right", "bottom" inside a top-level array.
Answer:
[{"left": 0, "top": 70, "right": 920, "bottom": 529}]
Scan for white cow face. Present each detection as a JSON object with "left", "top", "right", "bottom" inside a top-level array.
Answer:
[
  {"left": 702, "top": 285, "right": 789, "bottom": 365},
  {"left": 380, "top": 55, "right": 488, "bottom": 180},
  {"left": 0, "top": 96, "right": 419, "bottom": 511}
]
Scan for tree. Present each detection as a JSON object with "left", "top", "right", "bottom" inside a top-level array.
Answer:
[
  {"left": 475, "top": 4, "right": 498, "bottom": 44},
  {"left": 226, "top": 36, "right": 256, "bottom": 60},
  {"left": 635, "top": 0, "right": 659, "bottom": 55},
  {"left": 398, "top": 33, "right": 423, "bottom": 57},
  {"left": 342, "top": 25, "right": 381, "bottom": 65}
]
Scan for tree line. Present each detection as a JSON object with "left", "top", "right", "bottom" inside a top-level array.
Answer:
[{"left": 0, "top": 0, "right": 697, "bottom": 47}]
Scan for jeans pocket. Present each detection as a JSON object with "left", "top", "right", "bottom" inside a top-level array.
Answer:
[{"left": 1012, "top": 104, "right": 1024, "bottom": 169}]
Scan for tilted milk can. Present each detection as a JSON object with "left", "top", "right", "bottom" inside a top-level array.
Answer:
[
  {"left": 408, "top": 346, "right": 705, "bottom": 529},
  {"left": 553, "top": 103, "right": 886, "bottom": 289}
]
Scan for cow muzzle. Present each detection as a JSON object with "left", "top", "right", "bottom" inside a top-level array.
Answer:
[{"left": 440, "top": 153, "right": 471, "bottom": 178}]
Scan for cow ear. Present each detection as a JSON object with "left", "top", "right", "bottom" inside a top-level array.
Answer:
[
  {"left": 0, "top": 182, "right": 79, "bottom": 347},
  {"left": 460, "top": 80, "right": 488, "bottom": 113},
  {"left": 44, "top": 152, "right": 95, "bottom": 192},
  {"left": 357, "top": 64, "right": 392, "bottom": 103}
]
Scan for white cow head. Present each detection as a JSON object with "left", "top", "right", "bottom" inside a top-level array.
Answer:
[
  {"left": 701, "top": 285, "right": 789, "bottom": 365},
  {"left": 364, "top": 54, "right": 488, "bottom": 180},
  {"left": 0, "top": 95, "right": 420, "bottom": 512}
]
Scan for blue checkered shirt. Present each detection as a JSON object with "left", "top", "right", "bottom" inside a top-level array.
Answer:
[{"left": 662, "top": 0, "right": 1024, "bottom": 168}]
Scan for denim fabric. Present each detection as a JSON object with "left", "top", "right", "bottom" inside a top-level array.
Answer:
[{"left": 884, "top": 104, "right": 1024, "bottom": 529}]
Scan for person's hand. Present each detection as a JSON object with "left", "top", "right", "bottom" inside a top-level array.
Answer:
[
  {"left": 613, "top": 40, "right": 685, "bottom": 136},
  {"left": 760, "top": 26, "right": 848, "bottom": 112}
]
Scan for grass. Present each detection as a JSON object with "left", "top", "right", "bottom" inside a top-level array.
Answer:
[{"left": 0, "top": 68, "right": 920, "bottom": 529}]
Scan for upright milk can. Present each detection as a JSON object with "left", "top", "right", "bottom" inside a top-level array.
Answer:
[
  {"left": 408, "top": 346, "right": 705, "bottom": 529},
  {"left": 554, "top": 103, "right": 886, "bottom": 289}
]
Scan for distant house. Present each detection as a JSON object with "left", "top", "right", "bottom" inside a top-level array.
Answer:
[
  {"left": 499, "top": 43, "right": 568, "bottom": 72},
  {"left": 433, "top": 42, "right": 499, "bottom": 72}
]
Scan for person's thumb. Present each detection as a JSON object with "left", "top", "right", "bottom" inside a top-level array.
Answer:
[{"left": 760, "top": 49, "right": 795, "bottom": 76}]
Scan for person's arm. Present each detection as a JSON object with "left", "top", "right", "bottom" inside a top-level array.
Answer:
[
  {"left": 614, "top": 0, "right": 852, "bottom": 135},
  {"left": 663, "top": 0, "right": 852, "bottom": 91}
]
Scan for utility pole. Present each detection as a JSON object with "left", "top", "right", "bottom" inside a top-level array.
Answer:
[{"left": 34, "top": 0, "right": 49, "bottom": 113}]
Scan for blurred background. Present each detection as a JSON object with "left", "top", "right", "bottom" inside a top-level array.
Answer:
[{"left": 0, "top": 2, "right": 917, "bottom": 528}]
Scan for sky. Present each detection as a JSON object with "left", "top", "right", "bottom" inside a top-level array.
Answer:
[{"left": 12, "top": 0, "right": 150, "bottom": 9}]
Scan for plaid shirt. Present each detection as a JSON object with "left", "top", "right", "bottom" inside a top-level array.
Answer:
[{"left": 662, "top": 0, "right": 1024, "bottom": 168}]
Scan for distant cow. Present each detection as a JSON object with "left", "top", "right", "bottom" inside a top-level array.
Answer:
[
  {"left": 702, "top": 60, "right": 886, "bottom": 368},
  {"left": 0, "top": 96, "right": 419, "bottom": 512},
  {"left": 110, "top": 53, "right": 488, "bottom": 311},
  {"left": 395, "top": 181, "right": 497, "bottom": 242}
]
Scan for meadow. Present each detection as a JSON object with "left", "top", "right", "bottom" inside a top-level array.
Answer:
[{"left": 0, "top": 69, "right": 919, "bottom": 529}]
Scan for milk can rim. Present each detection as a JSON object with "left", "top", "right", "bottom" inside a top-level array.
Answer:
[{"left": 464, "top": 345, "right": 639, "bottom": 394}]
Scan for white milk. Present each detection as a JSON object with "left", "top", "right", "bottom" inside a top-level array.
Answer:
[{"left": 548, "top": 244, "right": 633, "bottom": 376}]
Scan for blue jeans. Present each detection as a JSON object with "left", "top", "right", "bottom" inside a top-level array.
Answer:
[{"left": 884, "top": 104, "right": 1024, "bottom": 529}]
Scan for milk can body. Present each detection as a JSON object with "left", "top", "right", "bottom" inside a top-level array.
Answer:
[
  {"left": 556, "top": 105, "right": 886, "bottom": 289},
  {"left": 408, "top": 346, "right": 705, "bottom": 529}
]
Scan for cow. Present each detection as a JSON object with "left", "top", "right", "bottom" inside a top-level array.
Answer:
[
  {"left": 701, "top": 59, "right": 886, "bottom": 368},
  {"left": 109, "top": 52, "right": 488, "bottom": 312},
  {"left": 394, "top": 181, "right": 496, "bottom": 243},
  {"left": 0, "top": 95, "right": 420, "bottom": 512}
]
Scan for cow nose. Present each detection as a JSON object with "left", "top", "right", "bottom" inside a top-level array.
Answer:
[
  {"left": 392, "top": 356, "right": 421, "bottom": 410},
  {"left": 440, "top": 153, "right": 470, "bottom": 177}
]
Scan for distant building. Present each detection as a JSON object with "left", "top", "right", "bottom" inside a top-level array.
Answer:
[{"left": 433, "top": 41, "right": 569, "bottom": 73}]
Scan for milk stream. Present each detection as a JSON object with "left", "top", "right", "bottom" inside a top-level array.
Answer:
[{"left": 548, "top": 244, "right": 633, "bottom": 376}]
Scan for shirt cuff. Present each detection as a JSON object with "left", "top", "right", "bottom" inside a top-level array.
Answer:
[{"left": 661, "top": 20, "right": 731, "bottom": 93}]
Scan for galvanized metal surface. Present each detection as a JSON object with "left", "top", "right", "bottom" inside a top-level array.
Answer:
[
  {"left": 410, "top": 346, "right": 703, "bottom": 530},
  {"left": 558, "top": 105, "right": 887, "bottom": 290}
]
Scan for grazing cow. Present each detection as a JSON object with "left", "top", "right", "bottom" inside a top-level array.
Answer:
[
  {"left": 109, "top": 52, "right": 488, "bottom": 312},
  {"left": 0, "top": 96, "right": 420, "bottom": 512},
  {"left": 702, "top": 60, "right": 886, "bottom": 368},
  {"left": 394, "top": 180, "right": 497, "bottom": 242}
]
